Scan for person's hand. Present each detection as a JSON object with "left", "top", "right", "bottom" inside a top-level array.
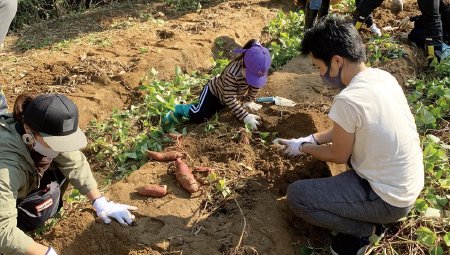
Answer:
[
  {"left": 278, "top": 134, "right": 317, "bottom": 157},
  {"left": 46, "top": 247, "right": 58, "bottom": 255},
  {"left": 242, "top": 101, "right": 262, "bottom": 111},
  {"left": 93, "top": 196, "right": 137, "bottom": 225},
  {"left": 243, "top": 114, "right": 261, "bottom": 130},
  {"left": 399, "top": 16, "right": 409, "bottom": 29}
]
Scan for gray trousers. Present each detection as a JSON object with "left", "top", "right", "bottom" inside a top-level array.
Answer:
[
  {"left": 0, "top": 0, "right": 16, "bottom": 45},
  {"left": 0, "top": 0, "right": 17, "bottom": 114},
  {"left": 286, "top": 170, "right": 413, "bottom": 237}
]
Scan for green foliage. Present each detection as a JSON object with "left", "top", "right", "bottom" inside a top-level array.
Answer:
[
  {"left": 216, "top": 178, "right": 231, "bottom": 198},
  {"left": 415, "top": 227, "right": 436, "bottom": 246},
  {"left": 264, "top": 10, "right": 305, "bottom": 69},
  {"left": 164, "top": 0, "right": 216, "bottom": 12},
  {"left": 406, "top": 55, "right": 450, "bottom": 253},
  {"left": 300, "top": 246, "right": 314, "bottom": 255},
  {"left": 139, "top": 47, "right": 148, "bottom": 54},
  {"left": 85, "top": 54, "right": 228, "bottom": 179},
  {"left": 333, "top": 0, "right": 356, "bottom": 13},
  {"left": 366, "top": 34, "right": 407, "bottom": 66}
]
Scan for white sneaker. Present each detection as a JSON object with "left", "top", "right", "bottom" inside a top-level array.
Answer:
[
  {"left": 391, "top": 0, "right": 403, "bottom": 15},
  {"left": 370, "top": 24, "right": 382, "bottom": 37}
]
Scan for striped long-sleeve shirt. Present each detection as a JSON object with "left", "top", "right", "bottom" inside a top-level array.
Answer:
[{"left": 208, "top": 60, "right": 260, "bottom": 121}]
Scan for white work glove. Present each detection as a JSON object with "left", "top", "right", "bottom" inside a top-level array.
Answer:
[
  {"left": 46, "top": 247, "right": 58, "bottom": 255},
  {"left": 278, "top": 134, "right": 317, "bottom": 157},
  {"left": 399, "top": 16, "right": 409, "bottom": 29},
  {"left": 243, "top": 114, "right": 261, "bottom": 131},
  {"left": 93, "top": 196, "right": 137, "bottom": 225},
  {"left": 242, "top": 101, "right": 262, "bottom": 111}
]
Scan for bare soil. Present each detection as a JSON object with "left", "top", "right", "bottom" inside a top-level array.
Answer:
[{"left": 0, "top": 0, "right": 423, "bottom": 254}]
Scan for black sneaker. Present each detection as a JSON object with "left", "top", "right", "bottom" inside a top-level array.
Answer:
[
  {"left": 330, "top": 234, "right": 370, "bottom": 255},
  {"left": 330, "top": 225, "right": 386, "bottom": 255}
]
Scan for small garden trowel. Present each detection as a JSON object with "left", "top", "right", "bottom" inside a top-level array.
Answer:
[{"left": 257, "top": 96, "right": 296, "bottom": 107}]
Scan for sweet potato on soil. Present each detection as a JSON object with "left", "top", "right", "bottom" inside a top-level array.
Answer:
[
  {"left": 136, "top": 184, "right": 167, "bottom": 197},
  {"left": 175, "top": 158, "right": 199, "bottom": 193},
  {"left": 145, "top": 150, "right": 186, "bottom": 161}
]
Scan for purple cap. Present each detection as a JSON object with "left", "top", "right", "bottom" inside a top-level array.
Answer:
[{"left": 234, "top": 41, "right": 271, "bottom": 88}]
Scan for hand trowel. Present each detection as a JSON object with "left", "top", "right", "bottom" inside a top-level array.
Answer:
[{"left": 256, "top": 96, "right": 296, "bottom": 107}]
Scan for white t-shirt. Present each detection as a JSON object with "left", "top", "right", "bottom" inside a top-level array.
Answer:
[{"left": 328, "top": 68, "right": 424, "bottom": 208}]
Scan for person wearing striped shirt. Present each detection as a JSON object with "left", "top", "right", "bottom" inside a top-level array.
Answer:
[{"left": 162, "top": 39, "right": 271, "bottom": 130}]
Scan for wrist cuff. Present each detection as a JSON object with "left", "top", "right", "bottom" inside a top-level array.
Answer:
[
  {"left": 93, "top": 196, "right": 107, "bottom": 210},
  {"left": 311, "top": 134, "right": 320, "bottom": 145}
]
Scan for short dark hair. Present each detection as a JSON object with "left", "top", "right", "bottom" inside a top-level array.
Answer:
[{"left": 301, "top": 15, "right": 366, "bottom": 67}]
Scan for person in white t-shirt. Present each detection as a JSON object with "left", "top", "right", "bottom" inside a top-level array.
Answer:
[{"left": 279, "top": 16, "right": 424, "bottom": 255}]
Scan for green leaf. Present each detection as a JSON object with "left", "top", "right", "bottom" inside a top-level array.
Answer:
[
  {"left": 420, "top": 108, "right": 436, "bottom": 125},
  {"left": 216, "top": 179, "right": 225, "bottom": 191},
  {"left": 300, "top": 246, "right": 314, "bottom": 255},
  {"left": 69, "top": 189, "right": 80, "bottom": 198},
  {"left": 245, "top": 123, "right": 252, "bottom": 133},
  {"left": 436, "top": 195, "right": 448, "bottom": 207},
  {"left": 415, "top": 198, "right": 428, "bottom": 214},
  {"left": 261, "top": 132, "right": 270, "bottom": 139},
  {"left": 429, "top": 246, "right": 443, "bottom": 255},
  {"left": 156, "top": 95, "right": 165, "bottom": 102},
  {"left": 175, "top": 66, "right": 182, "bottom": 76},
  {"left": 439, "top": 179, "right": 450, "bottom": 189},
  {"left": 415, "top": 227, "right": 436, "bottom": 245},
  {"left": 443, "top": 232, "right": 450, "bottom": 246},
  {"left": 424, "top": 208, "right": 441, "bottom": 218},
  {"left": 427, "top": 134, "right": 441, "bottom": 144},
  {"left": 182, "top": 127, "right": 187, "bottom": 136},
  {"left": 150, "top": 67, "right": 158, "bottom": 76},
  {"left": 118, "top": 154, "right": 128, "bottom": 163}
]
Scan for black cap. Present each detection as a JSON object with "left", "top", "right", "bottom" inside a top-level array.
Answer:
[{"left": 24, "top": 94, "right": 87, "bottom": 152}]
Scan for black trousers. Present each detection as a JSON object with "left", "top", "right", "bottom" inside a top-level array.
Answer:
[
  {"left": 355, "top": 0, "right": 384, "bottom": 21},
  {"left": 355, "top": 0, "right": 375, "bottom": 27},
  {"left": 188, "top": 84, "right": 226, "bottom": 124},
  {"left": 418, "top": 0, "right": 444, "bottom": 45}
]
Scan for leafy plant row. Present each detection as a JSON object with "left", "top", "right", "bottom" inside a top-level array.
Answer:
[
  {"left": 84, "top": 57, "right": 229, "bottom": 180},
  {"left": 401, "top": 58, "right": 450, "bottom": 254}
]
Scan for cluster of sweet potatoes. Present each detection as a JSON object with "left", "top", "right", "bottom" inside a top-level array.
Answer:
[{"left": 136, "top": 149, "right": 199, "bottom": 197}]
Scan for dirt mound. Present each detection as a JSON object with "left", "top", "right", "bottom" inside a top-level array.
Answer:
[
  {"left": 40, "top": 93, "right": 346, "bottom": 255},
  {"left": 41, "top": 117, "right": 334, "bottom": 255}
]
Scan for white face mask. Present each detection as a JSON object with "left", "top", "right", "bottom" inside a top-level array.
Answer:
[{"left": 22, "top": 132, "right": 60, "bottom": 159}]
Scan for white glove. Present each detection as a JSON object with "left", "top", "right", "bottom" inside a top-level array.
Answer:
[
  {"left": 242, "top": 101, "right": 262, "bottom": 111},
  {"left": 93, "top": 196, "right": 137, "bottom": 225},
  {"left": 278, "top": 134, "right": 317, "bottom": 157},
  {"left": 46, "top": 247, "right": 58, "bottom": 255},
  {"left": 243, "top": 114, "right": 261, "bottom": 131},
  {"left": 399, "top": 16, "right": 409, "bottom": 28}
]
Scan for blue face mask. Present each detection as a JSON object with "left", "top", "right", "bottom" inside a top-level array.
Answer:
[{"left": 321, "top": 65, "right": 345, "bottom": 89}]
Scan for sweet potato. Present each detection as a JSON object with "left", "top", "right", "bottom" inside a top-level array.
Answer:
[
  {"left": 145, "top": 150, "right": 185, "bottom": 161},
  {"left": 136, "top": 184, "right": 167, "bottom": 197},
  {"left": 175, "top": 158, "right": 199, "bottom": 193}
]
